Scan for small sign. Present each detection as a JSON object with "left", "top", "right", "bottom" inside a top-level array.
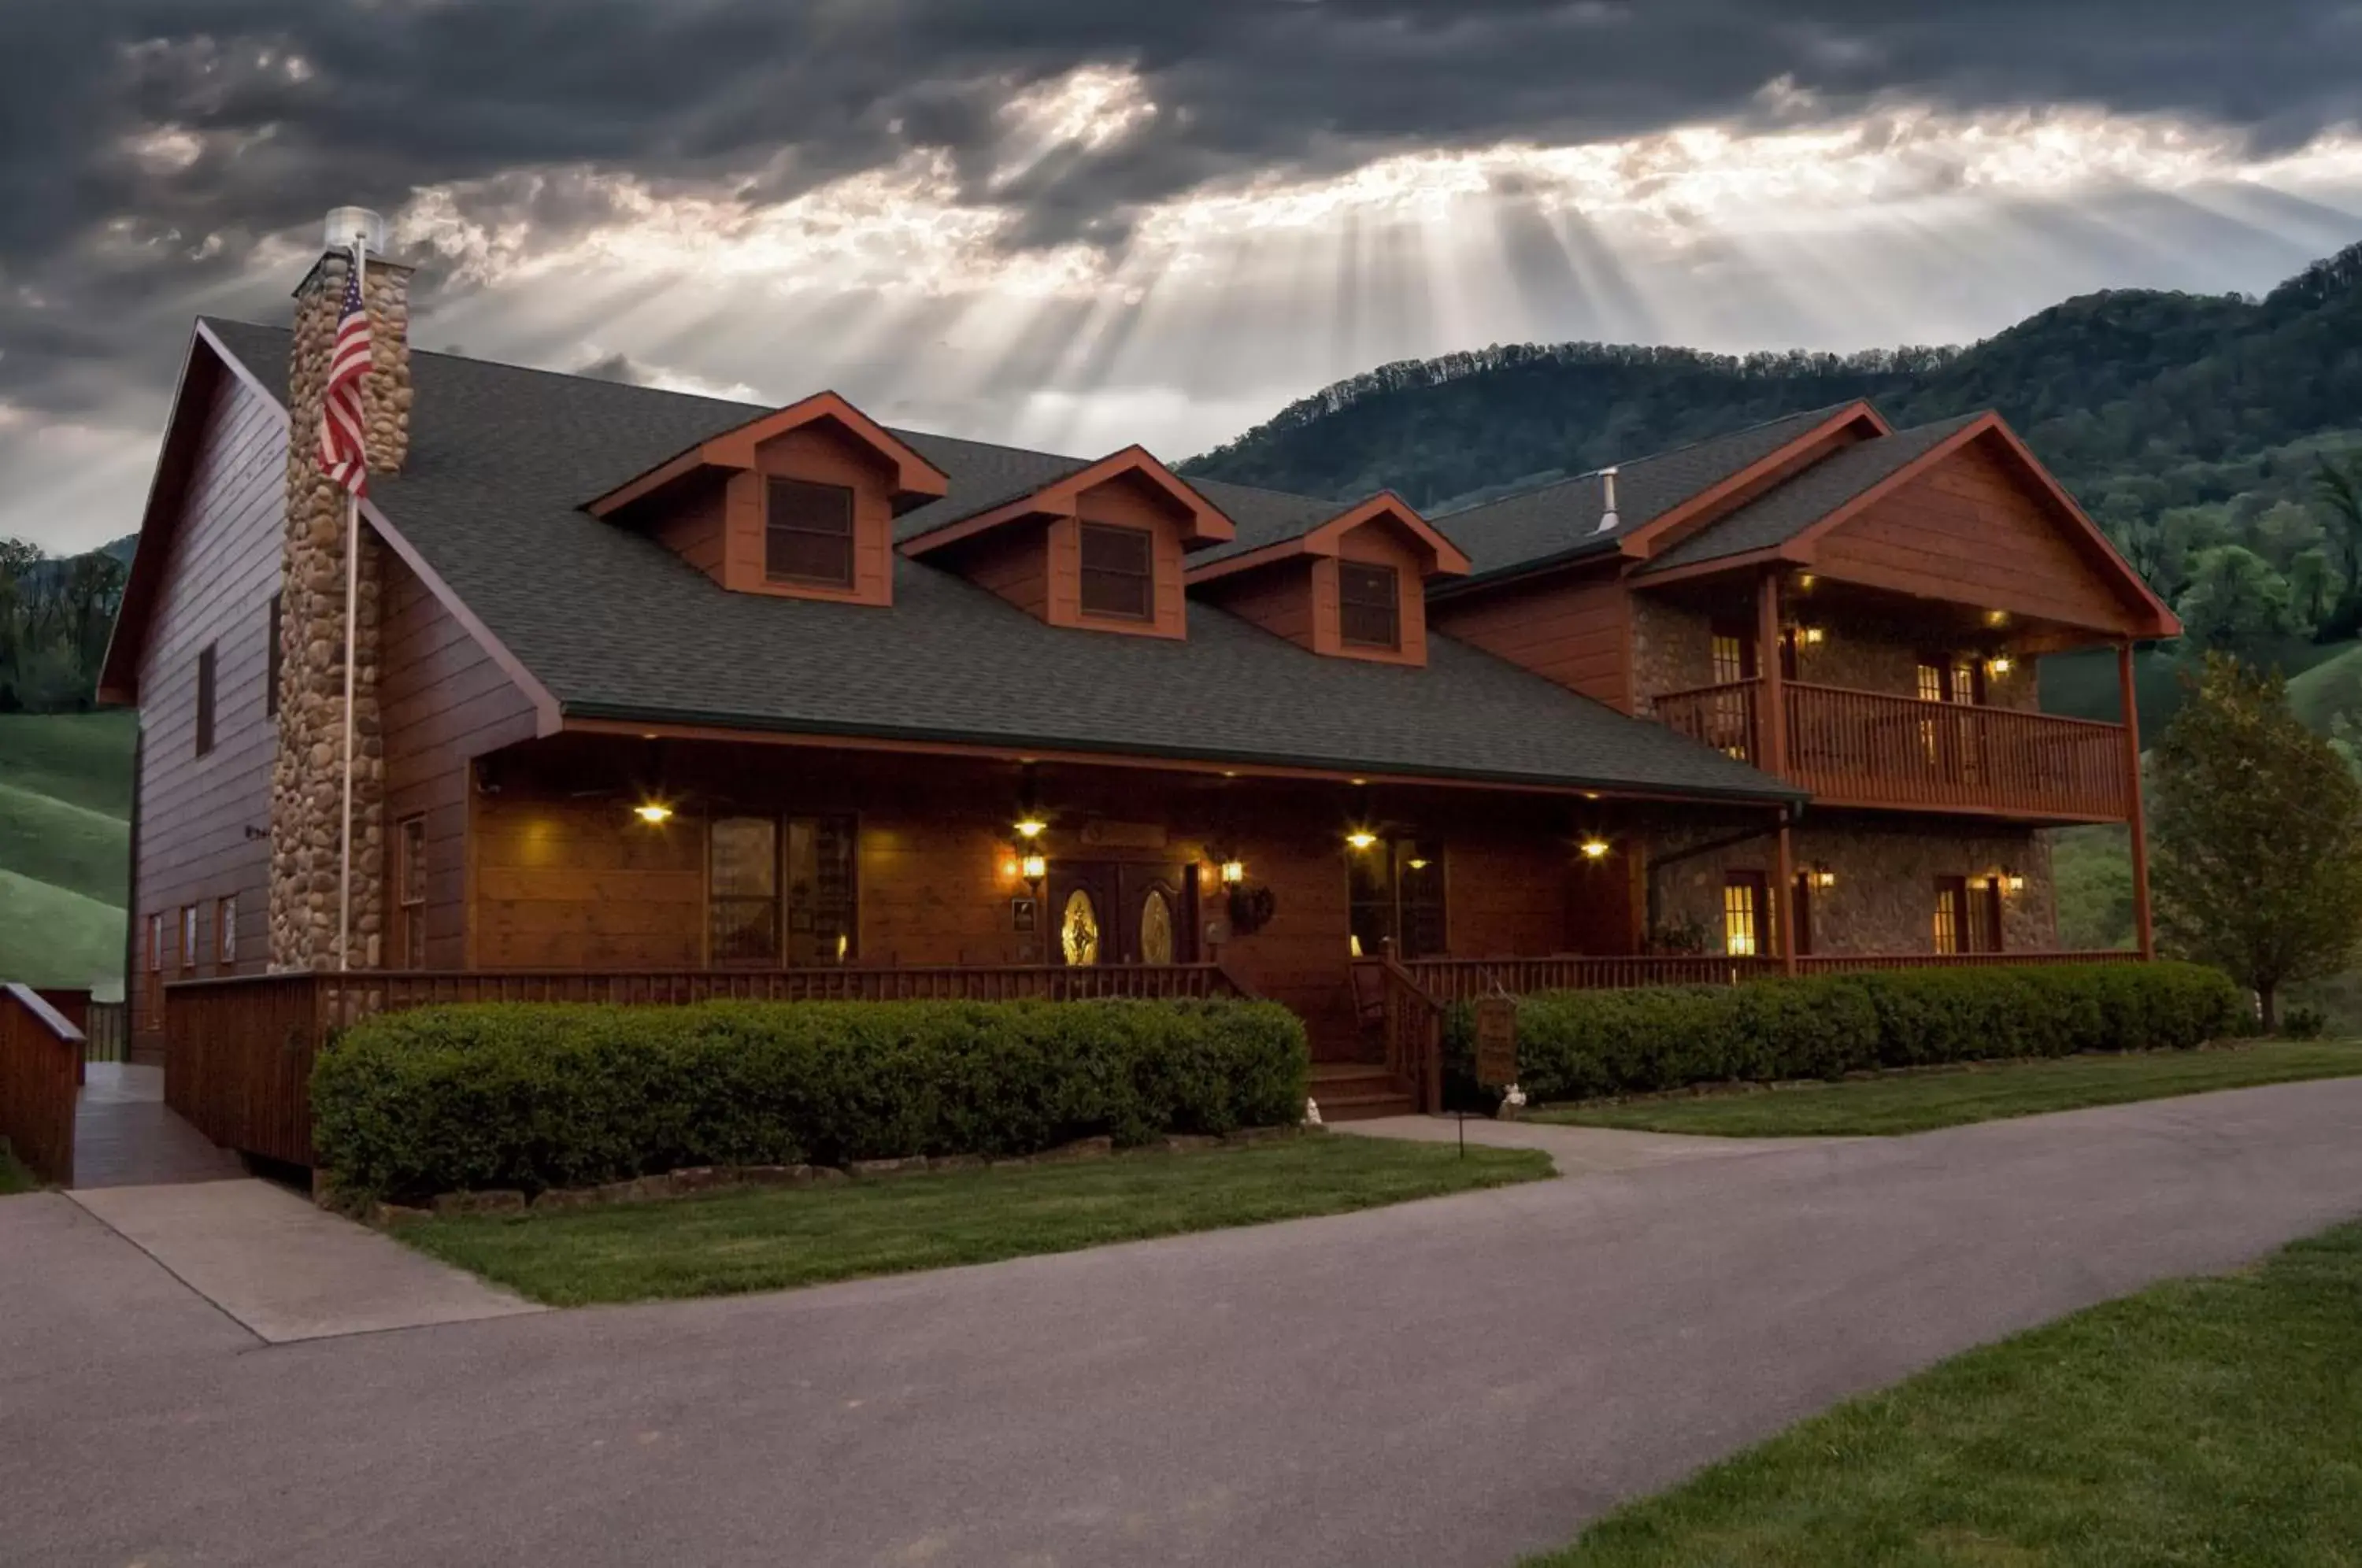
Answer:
[
  {"left": 1011, "top": 896, "right": 1038, "bottom": 934},
  {"left": 1474, "top": 997, "right": 1519, "bottom": 1088}
]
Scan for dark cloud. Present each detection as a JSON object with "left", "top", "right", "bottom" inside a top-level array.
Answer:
[{"left": 3, "top": 1, "right": 2360, "bottom": 431}]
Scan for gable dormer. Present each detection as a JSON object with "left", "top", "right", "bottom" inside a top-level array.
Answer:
[
  {"left": 901, "top": 448, "right": 1235, "bottom": 641},
  {"left": 587, "top": 392, "right": 950, "bottom": 607},
  {"left": 1187, "top": 494, "right": 1470, "bottom": 667}
]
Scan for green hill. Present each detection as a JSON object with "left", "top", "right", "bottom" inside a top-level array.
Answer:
[{"left": 0, "top": 710, "right": 135, "bottom": 989}]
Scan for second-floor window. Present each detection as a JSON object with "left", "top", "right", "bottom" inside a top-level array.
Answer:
[
  {"left": 1709, "top": 622, "right": 1756, "bottom": 686},
  {"left": 765, "top": 477, "right": 856, "bottom": 588},
  {"left": 194, "top": 644, "right": 217, "bottom": 757},
  {"left": 1917, "top": 657, "right": 1985, "bottom": 704},
  {"left": 1338, "top": 561, "right": 1401, "bottom": 650},
  {"left": 1079, "top": 524, "right": 1153, "bottom": 619}
]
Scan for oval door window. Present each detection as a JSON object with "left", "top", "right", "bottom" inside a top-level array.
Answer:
[
  {"left": 1138, "top": 888, "right": 1175, "bottom": 965},
  {"left": 1061, "top": 888, "right": 1101, "bottom": 967}
]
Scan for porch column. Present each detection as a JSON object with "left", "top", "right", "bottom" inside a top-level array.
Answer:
[
  {"left": 1775, "top": 810, "right": 1797, "bottom": 976},
  {"left": 1760, "top": 571, "right": 1797, "bottom": 974},
  {"left": 2119, "top": 641, "right": 2156, "bottom": 960}
]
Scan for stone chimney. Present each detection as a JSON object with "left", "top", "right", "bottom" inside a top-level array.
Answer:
[{"left": 268, "top": 233, "right": 416, "bottom": 971}]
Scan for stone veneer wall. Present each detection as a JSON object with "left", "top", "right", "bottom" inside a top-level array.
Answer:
[
  {"left": 1648, "top": 815, "right": 2058, "bottom": 956},
  {"left": 1630, "top": 594, "right": 1717, "bottom": 712},
  {"left": 269, "top": 250, "right": 414, "bottom": 970}
]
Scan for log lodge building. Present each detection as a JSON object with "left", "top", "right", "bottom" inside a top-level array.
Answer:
[{"left": 100, "top": 242, "right": 2177, "bottom": 1128}]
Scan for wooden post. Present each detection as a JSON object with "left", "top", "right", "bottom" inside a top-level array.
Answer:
[
  {"left": 2119, "top": 641, "right": 2155, "bottom": 960},
  {"left": 1775, "top": 812, "right": 1798, "bottom": 976},
  {"left": 1760, "top": 571, "right": 1798, "bottom": 975}
]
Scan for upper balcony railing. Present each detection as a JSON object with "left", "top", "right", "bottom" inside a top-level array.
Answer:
[{"left": 1654, "top": 679, "right": 2133, "bottom": 820}]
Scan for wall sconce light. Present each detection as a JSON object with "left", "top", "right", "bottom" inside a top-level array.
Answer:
[
  {"left": 1968, "top": 875, "right": 1990, "bottom": 890},
  {"left": 1797, "top": 573, "right": 1817, "bottom": 590},
  {"left": 1220, "top": 860, "right": 1246, "bottom": 886},
  {"left": 2005, "top": 871, "right": 2027, "bottom": 894},
  {"left": 1407, "top": 856, "right": 1431, "bottom": 871},
  {"left": 633, "top": 801, "right": 673, "bottom": 825},
  {"left": 1020, "top": 852, "right": 1048, "bottom": 882},
  {"left": 1984, "top": 609, "right": 2009, "bottom": 627},
  {"left": 1812, "top": 865, "right": 1837, "bottom": 888},
  {"left": 1800, "top": 626, "right": 1825, "bottom": 645},
  {"left": 1986, "top": 655, "right": 2013, "bottom": 677},
  {"left": 1579, "top": 839, "right": 1611, "bottom": 860},
  {"left": 1346, "top": 830, "right": 1379, "bottom": 852}
]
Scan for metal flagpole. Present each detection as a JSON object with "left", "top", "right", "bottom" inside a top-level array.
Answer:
[{"left": 338, "top": 231, "right": 365, "bottom": 973}]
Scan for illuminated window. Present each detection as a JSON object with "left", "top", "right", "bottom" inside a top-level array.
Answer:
[
  {"left": 1916, "top": 662, "right": 1947, "bottom": 704},
  {"left": 765, "top": 477, "right": 856, "bottom": 588},
  {"left": 216, "top": 895, "right": 238, "bottom": 973},
  {"left": 1934, "top": 876, "right": 1968, "bottom": 955},
  {"left": 1710, "top": 622, "right": 1757, "bottom": 686},
  {"left": 1079, "top": 523, "right": 1153, "bottom": 619},
  {"left": 1723, "top": 872, "right": 1766, "bottom": 956},
  {"left": 710, "top": 815, "right": 857, "bottom": 966},
  {"left": 1348, "top": 838, "right": 1447, "bottom": 959},
  {"left": 1061, "top": 887, "right": 1101, "bottom": 966},
  {"left": 1138, "top": 887, "right": 1175, "bottom": 965},
  {"left": 1338, "top": 561, "right": 1401, "bottom": 649}
]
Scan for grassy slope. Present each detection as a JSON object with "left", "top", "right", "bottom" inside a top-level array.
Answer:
[
  {"left": 400, "top": 1137, "right": 1553, "bottom": 1306},
  {"left": 0, "top": 711, "right": 135, "bottom": 988},
  {"left": 1531, "top": 1220, "right": 2362, "bottom": 1566},
  {"left": 1535, "top": 1041, "right": 2362, "bottom": 1137},
  {"left": 2286, "top": 640, "right": 2362, "bottom": 734}
]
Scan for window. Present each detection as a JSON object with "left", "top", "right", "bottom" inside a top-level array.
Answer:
[
  {"left": 266, "top": 593, "right": 283, "bottom": 719},
  {"left": 1347, "top": 838, "right": 1446, "bottom": 960},
  {"left": 1917, "top": 657, "right": 1986, "bottom": 705},
  {"left": 710, "top": 815, "right": 858, "bottom": 966},
  {"left": 397, "top": 815, "right": 428, "bottom": 969},
  {"left": 216, "top": 895, "right": 237, "bottom": 973},
  {"left": 765, "top": 476, "right": 856, "bottom": 587},
  {"left": 1934, "top": 876, "right": 1967, "bottom": 955},
  {"left": 180, "top": 906, "right": 198, "bottom": 972},
  {"left": 1723, "top": 871, "right": 1767, "bottom": 956},
  {"left": 194, "top": 644, "right": 217, "bottom": 757},
  {"left": 1338, "top": 561, "right": 1401, "bottom": 649},
  {"left": 1710, "top": 622, "right": 1757, "bottom": 686},
  {"left": 145, "top": 913, "right": 164, "bottom": 1021},
  {"left": 1079, "top": 524, "right": 1153, "bottom": 619}
]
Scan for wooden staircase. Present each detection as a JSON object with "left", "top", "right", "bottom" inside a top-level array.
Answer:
[{"left": 1309, "top": 1061, "right": 1417, "bottom": 1122}]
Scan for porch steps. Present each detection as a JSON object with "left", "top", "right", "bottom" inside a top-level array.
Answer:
[{"left": 1310, "top": 1062, "right": 1416, "bottom": 1122}]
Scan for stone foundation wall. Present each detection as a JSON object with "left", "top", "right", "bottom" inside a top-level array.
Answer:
[
  {"left": 1648, "top": 815, "right": 2057, "bottom": 956},
  {"left": 268, "top": 250, "right": 414, "bottom": 970}
]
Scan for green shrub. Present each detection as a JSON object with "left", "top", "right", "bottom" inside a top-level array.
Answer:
[
  {"left": 1444, "top": 961, "right": 2241, "bottom": 1104},
  {"left": 2281, "top": 1004, "right": 2330, "bottom": 1041},
  {"left": 312, "top": 997, "right": 1308, "bottom": 1202}
]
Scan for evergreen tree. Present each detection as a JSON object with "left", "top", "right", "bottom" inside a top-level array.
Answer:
[{"left": 2151, "top": 654, "right": 2362, "bottom": 1030}]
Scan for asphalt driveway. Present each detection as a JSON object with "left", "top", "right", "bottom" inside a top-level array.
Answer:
[{"left": 8, "top": 1078, "right": 2362, "bottom": 1568}]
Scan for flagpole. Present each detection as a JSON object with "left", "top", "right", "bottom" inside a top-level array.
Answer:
[{"left": 338, "top": 231, "right": 365, "bottom": 973}]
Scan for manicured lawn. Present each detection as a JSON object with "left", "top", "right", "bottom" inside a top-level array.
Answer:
[
  {"left": 399, "top": 1136, "right": 1552, "bottom": 1305},
  {"left": 1534, "top": 1041, "right": 2362, "bottom": 1137},
  {"left": 0, "top": 1147, "right": 37, "bottom": 1195},
  {"left": 1528, "top": 1219, "right": 2362, "bottom": 1566}
]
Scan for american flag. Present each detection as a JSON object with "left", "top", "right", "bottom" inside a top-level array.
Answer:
[{"left": 317, "top": 251, "right": 372, "bottom": 496}]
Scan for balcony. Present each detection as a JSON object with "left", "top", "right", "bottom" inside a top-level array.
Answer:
[{"left": 1653, "top": 679, "right": 2133, "bottom": 820}]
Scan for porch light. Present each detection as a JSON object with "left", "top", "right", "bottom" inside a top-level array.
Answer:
[
  {"left": 1813, "top": 865, "right": 1837, "bottom": 888},
  {"left": 2005, "top": 872, "right": 2027, "bottom": 893},
  {"left": 1797, "top": 574, "right": 1817, "bottom": 590},
  {"left": 1220, "top": 860, "right": 1246, "bottom": 886},
  {"left": 1020, "top": 853, "right": 1048, "bottom": 881},
  {"left": 1346, "top": 830, "right": 1379, "bottom": 851},
  {"left": 633, "top": 801, "right": 673, "bottom": 825},
  {"left": 1579, "top": 839, "right": 1611, "bottom": 860},
  {"left": 1800, "top": 626, "right": 1825, "bottom": 645},
  {"left": 1013, "top": 815, "right": 1048, "bottom": 840},
  {"left": 1986, "top": 656, "right": 2013, "bottom": 676},
  {"left": 1985, "top": 610, "right": 2008, "bottom": 627}
]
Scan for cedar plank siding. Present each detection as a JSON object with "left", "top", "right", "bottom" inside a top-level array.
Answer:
[
  {"left": 1200, "top": 559, "right": 1319, "bottom": 651},
  {"left": 377, "top": 549, "right": 542, "bottom": 969},
  {"left": 651, "top": 472, "right": 729, "bottom": 586},
  {"left": 128, "top": 365, "right": 284, "bottom": 1052},
  {"left": 953, "top": 522, "right": 1054, "bottom": 619},
  {"left": 709, "top": 423, "right": 898, "bottom": 605},
  {"left": 1049, "top": 474, "right": 1191, "bottom": 638},
  {"left": 1431, "top": 568, "right": 1631, "bottom": 711},
  {"left": 1319, "top": 522, "right": 1430, "bottom": 665},
  {"left": 1813, "top": 439, "right": 2134, "bottom": 631}
]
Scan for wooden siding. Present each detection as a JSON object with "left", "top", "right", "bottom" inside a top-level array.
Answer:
[
  {"left": 378, "top": 549, "right": 542, "bottom": 970},
  {"left": 1050, "top": 473, "right": 1192, "bottom": 638},
  {"left": 129, "top": 366, "right": 285, "bottom": 1049},
  {"left": 956, "top": 520, "right": 1053, "bottom": 619},
  {"left": 1201, "top": 557, "right": 1319, "bottom": 650},
  {"left": 1813, "top": 438, "right": 2136, "bottom": 631},
  {"left": 1431, "top": 566, "right": 1631, "bottom": 711},
  {"left": 696, "top": 422, "right": 898, "bottom": 605},
  {"left": 651, "top": 472, "right": 729, "bottom": 584},
  {"left": 1316, "top": 520, "right": 1429, "bottom": 665}
]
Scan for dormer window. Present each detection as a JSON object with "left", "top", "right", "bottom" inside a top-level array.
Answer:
[
  {"left": 1338, "top": 561, "right": 1401, "bottom": 650},
  {"left": 1079, "top": 523, "right": 1153, "bottom": 620},
  {"left": 767, "top": 476, "right": 856, "bottom": 588}
]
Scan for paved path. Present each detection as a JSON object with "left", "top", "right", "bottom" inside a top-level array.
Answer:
[
  {"left": 1335, "top": 1111, "right": 1848, "bottom": 1173},
  {"left": 9, "top": 1079, "right": 2362, "bottom": 1568},
  {"left": 68, "top": 1179, "right": 540, "bottom": 1343},
  {"left": 71, "top": 1062, "right": 242, "bottom": 1189}
]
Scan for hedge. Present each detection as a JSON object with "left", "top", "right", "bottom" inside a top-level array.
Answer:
[
  {"left": 312, "top": 997, "right": 1309, "bottom": 1202},
  {"left": 1443, "top": 961, "right": 2242, "bottom": 1106}
]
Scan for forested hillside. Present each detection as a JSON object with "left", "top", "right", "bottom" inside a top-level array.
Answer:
[{"left": 1185, "top": 242, "right": 2362, "bottom": 657}]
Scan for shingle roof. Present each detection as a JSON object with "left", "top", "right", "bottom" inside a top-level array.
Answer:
[
  {"left": 198, "top": 318, "right": 1797, "bottom": 803},
  {"left": 1177, "top": 479, "right": 1357, "bottom": 565},
  {"left": 1435, "top": 403, "right": 1862, "bottom": 586},
  {"left": 887, "top": 433, "right": 1095, "bottom": 542},
  {"left": 1640, "top": 414, "right": 1985, "bottom": 574}
]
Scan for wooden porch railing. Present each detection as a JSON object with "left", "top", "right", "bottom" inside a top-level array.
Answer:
[
  {"left": 1353, "top": 953, "right": 1445, "bottom": 1114},
  {"left": 1795, "top": 950, "right": 2142, "bottom": 973},
  {"left": 166, "top": 963, "right": 1253, "bottom": 1167},
  {"left": 2, "top": 982, "right": 84, "bottom": 1184},
  {"left": 1653, "top": 679, "right": 2134, "bottom": 819},
  {"left": 1405, "top": 954, "right": 1784, "bottom": 1001}
]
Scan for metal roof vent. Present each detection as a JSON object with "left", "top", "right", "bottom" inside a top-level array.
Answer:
[
  {"left": 1594, "top": 467, "right": 1621, "bottom": 534},
  {"left": 324, "top": 205, "right": 387, "bottom": 254}
]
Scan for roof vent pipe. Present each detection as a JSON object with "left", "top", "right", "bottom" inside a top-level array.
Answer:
[{"left": 1594, "top": 467, "right": 1620, "bottom": 534}]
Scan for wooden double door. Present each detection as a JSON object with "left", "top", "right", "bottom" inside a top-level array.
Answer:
[{"left": 1047, "top": 860, "right": 1198, "bottom": 966}]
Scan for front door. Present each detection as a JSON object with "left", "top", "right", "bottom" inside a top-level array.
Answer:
[{"left": 1049, "top": 861, "right": 1198, "bottom": 964}]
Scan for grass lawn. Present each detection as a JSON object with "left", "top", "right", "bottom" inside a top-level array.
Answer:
[
  {"left": 0, "top": 711, "right": 134, "bottom": 989},
  {"left": 1534, "top": 1041, "right": 2362, "bottom": 1137},
  {"left": 1529, "top": 1219, "right": 2362, "bottom": 1566},
  {"left": 399, "top": 1135, "right": 1552, "bottom": 1306},
  {"left": 0, "top": 1147, "right": 37, "bottom": 1196}
]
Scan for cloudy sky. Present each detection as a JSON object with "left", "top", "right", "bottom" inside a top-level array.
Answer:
[{"left": 7, "top": 2, "right": 2362, "bottom": 553}]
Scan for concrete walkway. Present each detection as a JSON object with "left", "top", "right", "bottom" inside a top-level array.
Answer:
[
  {"left": 67, "top": 1178, "right": 540, "bottom": 1343},
  {"left": 71, "top": 1062, "right": 242, "bottom": 1188},
  {"left": 7, "top": 1078, "right": 2362, "bottom": 1567},
  {"left": 1336, "top": 1111, "right": 1846, "bottom": 1174}
]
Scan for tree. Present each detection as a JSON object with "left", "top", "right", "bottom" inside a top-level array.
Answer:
[
  {"left": 2150, "top": 653, "right": 2362, "bottom": 1030},
  {"left": 2314, "top": 456, "right": 2362, "bottom": 599},
  {"left": 2172, "top": 545, "right": 2294, "bottom": 660}
]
